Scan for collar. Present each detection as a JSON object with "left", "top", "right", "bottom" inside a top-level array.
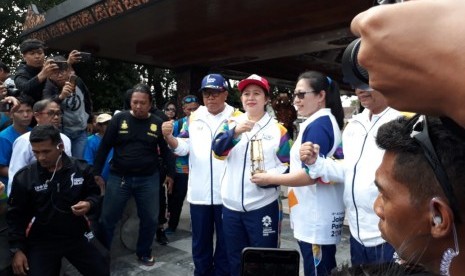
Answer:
[
  {"left": 191, "top": 104, "right": 235, "bottom": 121},
  {"left": 300, "top": 108, "right": 332, "bottom": 126}
]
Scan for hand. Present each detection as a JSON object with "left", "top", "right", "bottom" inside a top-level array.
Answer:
[
  {"left": 60, "top": 81, "right": 75, "bottom": 99},
  {"left": 162, "top": 120, "right": 174, "bottom": 137},
  {"left": 1, "top": 96, "right": 20, "bottom": 112},
  {"left": 94, "top": 175, "right": 106, "bottom": 195},
  {"left": 300, "top": 142, "right": 320, "bottom": 165},
  {"left": 38, "top": 59, "right": 59, "bottom": 81},
  {"left": 164, "top": 176, "right": 174, "bottom": 194},
  {"left": 71, "top": 201, "right": 91, "bottom": 216},
  {"left": 67, "top": 50, "right": 80, "bottom": 64},
  {"left": 251, "top": 172, "right": 272, "bottom": 186},
  {"left": 350, "top": 0, "right": 465, "bottom": 128},
  {"left": 234, "top": 120, "right": 255, "bottom": 137},
  {"left": 0, "top": 181, "right": 4, "bottom": 194},
  {"left": 12, "top": 250, "right": 29, "bottom": 275}
]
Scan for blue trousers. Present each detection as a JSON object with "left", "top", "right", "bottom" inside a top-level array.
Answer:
[
  {"left": 298, "top": 241, "right": 336, "bottom": 276},
  {"left": 349, "top": 235, "right": 395, "bottom": 266},
  {"left": 190, "top": 204, "right": 229, "bottom": 276},
  {"left": 222, "top": 200, "right": 281, "bottom": 276},
  {"left": 99, "top": 172, "right": 159, "bottom": 258}
]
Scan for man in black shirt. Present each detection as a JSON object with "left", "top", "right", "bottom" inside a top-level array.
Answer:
[
  {"left": 14, "top": 39, "right": 57, "bottom": 104},
  {"left": 7, "top": 125, "right": 109, "bottom": 276},
  {"left": 93, "top": 83, "right": 175, "bottom": 266}
]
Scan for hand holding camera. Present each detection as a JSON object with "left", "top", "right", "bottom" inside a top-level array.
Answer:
[
  {"left": 38, "top": 59, "right": 59, "bottom": 81},
  {"left": 0, "top": 96, "right": 20, "bottom": 112},
  {"left": 59, "top": 75, "right": 77, "bottom": 100}
]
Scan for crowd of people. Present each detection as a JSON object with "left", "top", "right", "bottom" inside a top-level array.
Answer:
[{"left": 1, "top": 0, "right": 465, "bottom": 274}]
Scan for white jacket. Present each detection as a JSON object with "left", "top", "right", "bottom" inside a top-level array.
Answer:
[
  {"left": 307, "top": 107, "right": 401, "bottom": 246},
  {"left": 212, "top": 112, "right": 291, "bottom": 212},
  {"left": 173, "top": 104, "right": 241, "bottom": 205}
]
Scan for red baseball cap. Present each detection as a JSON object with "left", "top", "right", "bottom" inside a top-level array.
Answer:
[{"left": 238, "top": 74, "right": 270, "bottom": 94}]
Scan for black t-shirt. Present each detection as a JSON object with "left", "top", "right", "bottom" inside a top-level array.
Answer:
[{"left": 93, "top": 111, "right": 175, "bottom": 177}]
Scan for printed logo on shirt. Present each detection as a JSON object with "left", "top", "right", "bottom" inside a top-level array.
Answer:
[
  {"left": 120, "top": 120, "right": 128, "bottom": 134},
  {"left": 34, "top": 183, "right": 49, "bottom": 192},
  {"left": 147, "top": 123, "right": 158, "bottom": 137},
  {"left": 262, "top": 215, "right": 276, "bottom": 237},
  {"left": 263, "top": 134, "right": 273, "bottom": 140},
  {"left": 150, "top": 124, "right": 157, "bottom": 132},
  {"left": 70, "top": 172, "right": 84, "bottom": 187},
  {"left": 330, "top": 211, "right": 345, "bottom": 238}
]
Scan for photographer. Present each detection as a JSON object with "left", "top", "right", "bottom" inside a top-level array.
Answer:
[
  {"left": 13, "top": 39, "right": 58, "bottom": 104},
  {"left": 43, "top": 56, "right": 93, "bottom": 159},
  {"left": 0, "top": 61, "right": 18, "bottom": 97},
  {"left": 349, "top": 0, "right": 465, "bottom": 129}
]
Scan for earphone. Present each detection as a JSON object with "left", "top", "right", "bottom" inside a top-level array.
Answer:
[
  {"left": 56, "top": 143, "right": 63, "bottom": 150},
  {"left": 433, "top": 215, "right": 443, "bottom": 226},
  {"left": 430, "top": 197, "right": 443, "bottom": 226}
]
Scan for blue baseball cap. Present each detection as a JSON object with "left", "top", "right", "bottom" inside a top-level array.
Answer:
[{"left": 199, "top": 74, "right": 229, "bottom": 92}]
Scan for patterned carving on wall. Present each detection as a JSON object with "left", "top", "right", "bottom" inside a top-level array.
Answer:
[{"left": 23, "top": 0, "right": 153, "bottom": 41}]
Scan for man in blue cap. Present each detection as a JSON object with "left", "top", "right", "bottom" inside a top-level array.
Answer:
[{"left": 162, "top": 74, "right": 241, "bottom": 276}]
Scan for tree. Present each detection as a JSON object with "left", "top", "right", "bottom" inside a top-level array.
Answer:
[{"left": 0, "top": 1, "right": 176, "bottom": 113}]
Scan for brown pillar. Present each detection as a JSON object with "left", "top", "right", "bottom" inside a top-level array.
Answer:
[{"left": 174, "top": 67, "right": 209, "bottom": 111}]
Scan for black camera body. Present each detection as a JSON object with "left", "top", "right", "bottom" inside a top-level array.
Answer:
[
  {"left": 341, "top": 38, "right": 370, "bottom": 90},
  {"left": 6, "top": 84, "right": 19, "bottom": 97}
]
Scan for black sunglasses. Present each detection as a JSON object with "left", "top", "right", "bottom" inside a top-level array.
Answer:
[
  {"left": 202, "top": 90, "right": 224, "bottom": 98},
  {"left": 183, "top": 96, "right": 198, "bottom": 104},
  {"left": 410, "top": 115, "right": 460, "bottom": 222},
  {"left": 293, "top": 90, "right": 315, "bottom": 100}
]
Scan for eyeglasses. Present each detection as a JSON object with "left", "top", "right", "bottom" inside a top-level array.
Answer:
[
  {"left": 293, "top": 91, "right": 315, "bottom": 100},
  {"left": 202, "top": 90, "right": 224, "bottom": 98},
  {"left": 165, "top": 107, "right": 176, "bottom": 112},
  {"left": 182, "top": 96, "right": 198, "bottom": 104},
  {"left": 38, "top": 110, "right": 63, "bottom": 117},
  {"left": 410, "top": 115, "right": 460, "bottom": 222}
]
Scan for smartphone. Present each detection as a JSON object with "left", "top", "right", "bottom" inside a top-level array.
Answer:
[
  {"left": 69, "top": 74, "right": 78, "bottom": 85},
  {"left": 241, "top": 247, "right": 300, "bottom": 276},
  {"left": 79, "top": 52, "right": 91, "bottom": 62},
  {"left": 54, "top": 61, "right": 68, "bottom": 71}
]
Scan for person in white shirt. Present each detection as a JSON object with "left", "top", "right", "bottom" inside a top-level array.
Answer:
[
  {"left": 7, "top": 99, "right": 71, "bottom": 196},
  {"left": 301, "top": 88, "right": 401, "bottom": 266},
  {"left": 212, "top": 74, "right": 292, "bottom": 276},
  {"left": 253, "top": 71, "right": 345, "bottom": 276},
  {"left": 162, "top": 74, "right": 241, "bottom": 276}
]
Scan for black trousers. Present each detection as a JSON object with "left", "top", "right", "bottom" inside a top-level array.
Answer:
[
  {"left": 27, "top": 237, "right": 109, "bottom": 276},
  {"left": 167, "top": 173, "right": 188, "bottom": 230}
]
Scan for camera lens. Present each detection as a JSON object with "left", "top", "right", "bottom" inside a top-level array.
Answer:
[{"left": 341, "top": 38, "right": 370, "bottom": 90}]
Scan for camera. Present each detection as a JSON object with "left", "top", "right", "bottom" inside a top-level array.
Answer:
[
  {"left": 79, "top": 52, "right": 91, "bottom": 62},
  {"left": 0, "top": 101, "right": 10, "bottom": 112},
  {"left": 341, "top": 38, "right": 370, "bottom": 90},
  {"left": 6, "top": 84, "right": 19, "bottom": 97}
]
